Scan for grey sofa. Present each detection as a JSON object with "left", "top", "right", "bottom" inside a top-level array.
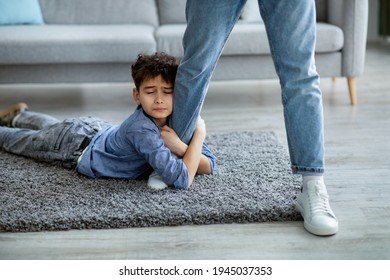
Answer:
[{"left": 0, "top": 0, "right": 368, "bottom": 105}]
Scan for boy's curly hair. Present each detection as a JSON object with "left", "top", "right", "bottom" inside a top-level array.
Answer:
[{"left": 131, "top": 52, "right": 179, "bottom": 90}]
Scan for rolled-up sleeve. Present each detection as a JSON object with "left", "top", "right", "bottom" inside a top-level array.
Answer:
[{"left": 202, "top": 143, "right": 217, "bottom": 174}]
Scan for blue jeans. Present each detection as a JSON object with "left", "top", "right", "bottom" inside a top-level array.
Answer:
[
  {"left": 171, "top": 0, "right": 324, "bottom": 174},
  {"left": 0, "top": 111, "right": 110, "bottom": 169}
]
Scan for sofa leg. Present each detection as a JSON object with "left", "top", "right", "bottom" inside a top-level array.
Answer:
[{"left": 347, "top": 77, "right": 357, "bottom": 105}]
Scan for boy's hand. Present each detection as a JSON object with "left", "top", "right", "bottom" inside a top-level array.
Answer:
[
  {"left": 195, "top": 117, "right": 206, "bottom": 139},
  {"left": 160, "top": 125, "right": 187, "bottom": 157}
]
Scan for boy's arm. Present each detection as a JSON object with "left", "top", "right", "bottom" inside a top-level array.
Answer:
[
  {"left": 160, "top": 125, "right": 211, "bottom": 174},
  {"left": 181, "top": 119, "right": 206, "bottom": 187}
]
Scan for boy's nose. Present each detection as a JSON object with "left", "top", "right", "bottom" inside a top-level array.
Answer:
[{"left": 155, "top": 93, "right": 164, "bottom": 103}]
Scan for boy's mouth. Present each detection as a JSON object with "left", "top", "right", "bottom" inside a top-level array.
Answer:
[{"left": 153, "top": 107, "right": 167, "bottom": 111}]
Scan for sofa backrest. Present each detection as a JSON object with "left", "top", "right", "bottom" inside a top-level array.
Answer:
[
  {"left": 39, "top": 0, "right": 159, "bottom": 26},
  {"left": 38, "top": 0, "right": 326, "bottom": 26},
  {"left": 157, "top": 0, "right": 264, "bottom": 24},
  {"left": 157, "top": 0, "right": 328, "bottom": 25}
]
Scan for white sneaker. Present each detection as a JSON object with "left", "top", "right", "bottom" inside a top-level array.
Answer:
[
  {"left": 295, "top": 179, "right": 338, "bottom": 236},
  {"left": 147, "top": 171, "right": 168, "bottom": 190}
]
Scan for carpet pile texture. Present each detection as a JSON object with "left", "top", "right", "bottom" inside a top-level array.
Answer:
[{"left": 0, "top": 131, "right": 301, "bottom": 232}]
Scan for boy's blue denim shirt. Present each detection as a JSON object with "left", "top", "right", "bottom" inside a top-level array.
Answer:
[{"left": 76, "top": 106, "right": 216, "bottom": 189}]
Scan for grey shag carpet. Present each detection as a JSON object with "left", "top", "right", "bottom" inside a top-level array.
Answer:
[{"left": 0, "top": 131, "right": 302, "bottom": 232}]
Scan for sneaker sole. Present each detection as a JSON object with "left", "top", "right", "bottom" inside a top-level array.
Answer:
[
  {"left": 294, "top": 201, "right": 338, "bottom": 236},
  {"left": 147, "top": 177, "right": 168, "bottom": 190}
]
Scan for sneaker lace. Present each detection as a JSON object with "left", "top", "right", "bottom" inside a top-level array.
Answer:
[{"left": 308, "top": 182, "right": 333, "bottom": 216}]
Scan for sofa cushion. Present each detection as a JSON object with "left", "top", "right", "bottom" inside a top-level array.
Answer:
[
  {"left": 0, "top": 25, "right": 156, "bottom": 64},
  {"left": 156, "top": 24, "right": 271, "bottom": 57},
  {"left": 316, "top": 23, "right": 343, "bottom": 53},
  {"left": 0, "top": 0, "right": 44, "bottom": 25},
  {"left": 39, "top": 0, "right": 159, "bottom": 26},
  {"left": 156, "top": 22, "right": 343, "bottom": 57}
]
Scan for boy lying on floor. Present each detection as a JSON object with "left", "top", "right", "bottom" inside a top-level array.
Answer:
[{"left": 0, "top": 52, "right": 216, "bottom": 190}]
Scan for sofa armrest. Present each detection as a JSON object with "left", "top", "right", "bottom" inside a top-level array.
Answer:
[{"left": 327, "top": 0, "right": 369, "bottom": 77}]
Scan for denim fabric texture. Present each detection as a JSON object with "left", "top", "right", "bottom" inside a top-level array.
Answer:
[
  {"left": 170, "top": 0, "right": 325, "bottom": 174},
  {"left": 0, "top": 111, "right": 106, "bottom": 169}
]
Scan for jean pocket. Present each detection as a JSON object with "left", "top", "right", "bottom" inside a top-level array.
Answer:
[{"left": 53, "top": 123, "right": 73, "bottom": 151}]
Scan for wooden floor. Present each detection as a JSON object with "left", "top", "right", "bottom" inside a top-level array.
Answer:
[{"left": 0, "top": 43, "right": 389, "bottom": 260}]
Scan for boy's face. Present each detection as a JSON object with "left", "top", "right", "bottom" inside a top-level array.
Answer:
[{"left": 133, "top": 75, "right": 173, "bottom": 127}]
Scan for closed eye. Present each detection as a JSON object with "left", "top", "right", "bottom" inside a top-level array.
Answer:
[{"left": 164, "top": 87, "right": 173, "bottom": 94}]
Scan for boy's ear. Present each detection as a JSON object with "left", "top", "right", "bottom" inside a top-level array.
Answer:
[{"left": 133, "top": 88, "right": 141, "bottom": 105}]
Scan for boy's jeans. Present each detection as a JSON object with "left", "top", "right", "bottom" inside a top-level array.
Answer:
[
  {"left": 0, "top": 111, "right": 109, "bottom": 169},
  {"left": 171, "top": 0, "right": 324, "bottom": 174}
]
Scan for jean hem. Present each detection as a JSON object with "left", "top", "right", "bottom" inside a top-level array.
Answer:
[{"left": 291, "top": 166, "right": 324, "bottom": 175}]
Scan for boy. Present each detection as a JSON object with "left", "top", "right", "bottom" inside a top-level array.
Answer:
[{"left": 0, "top": 52, "right": 216, "bottom": 189}]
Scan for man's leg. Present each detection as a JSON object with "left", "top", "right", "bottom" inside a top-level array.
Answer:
[
  {"left": 149, "top": 0, "right": 246, "bottom": 189},
  {"left": 259, "top": 0, "right": 337, "bottom": 235},
  {"left": 171, "top": 0, "right": 247, "bottom": 144}
]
